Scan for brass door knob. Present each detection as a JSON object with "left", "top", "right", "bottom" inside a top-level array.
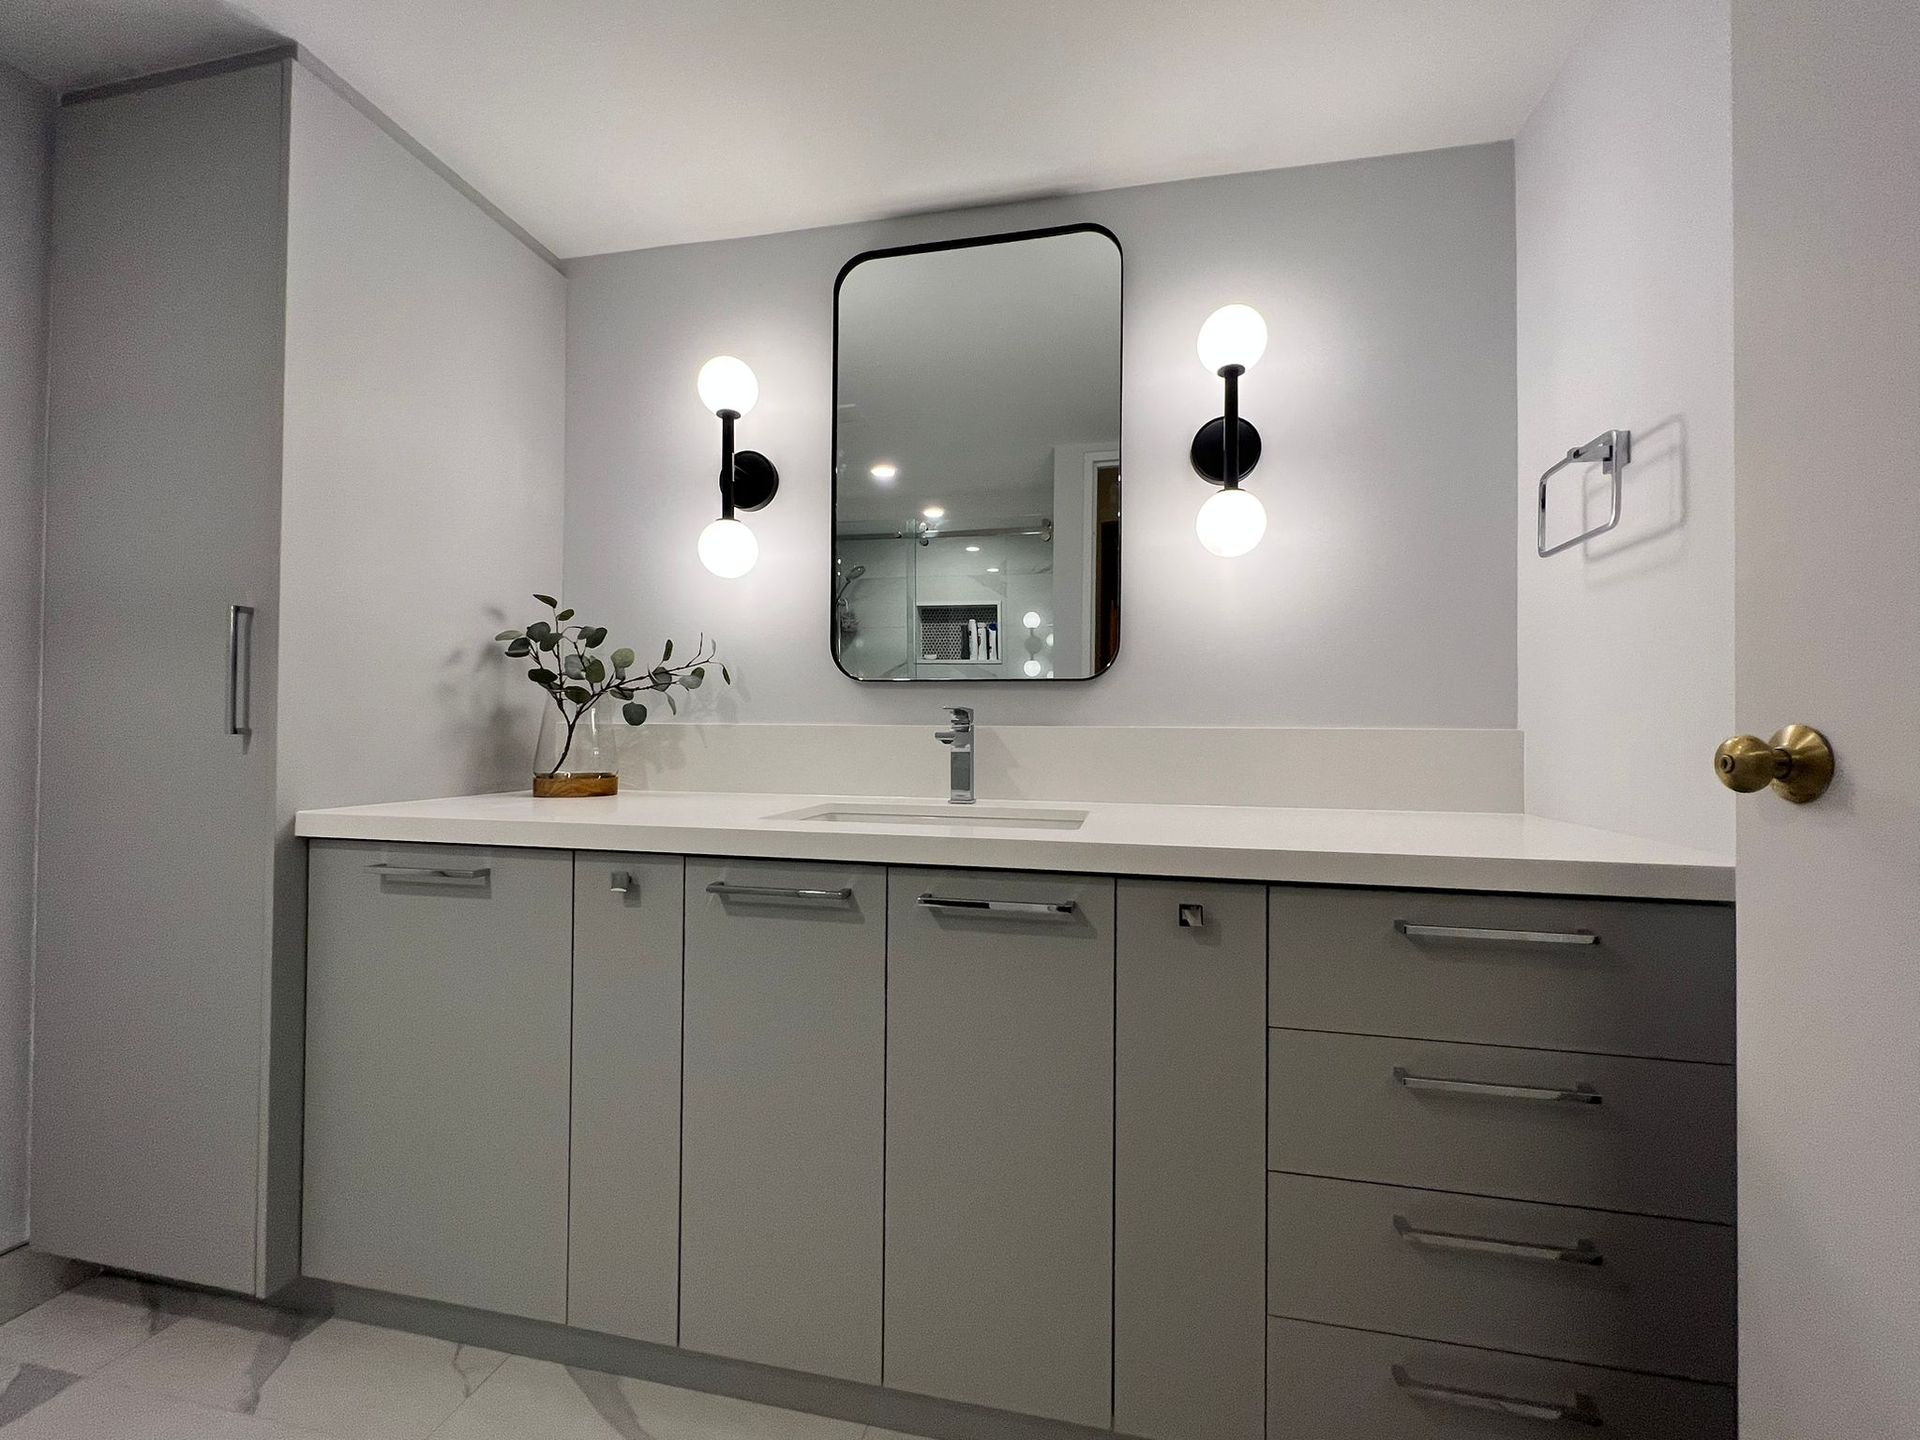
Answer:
[{"left": 1714, "top": 724, "right": 1835, "bottom": 804}]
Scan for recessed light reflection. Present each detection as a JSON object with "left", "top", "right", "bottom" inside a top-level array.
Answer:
[
  {"left": 870, "top": 462, "right": 897, "bottom": 481},
  {"left": 922, "top": 505, "right": 945, "bottom": 519}
]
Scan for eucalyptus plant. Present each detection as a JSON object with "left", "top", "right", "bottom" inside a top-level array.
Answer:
[{"left": 496, "top": 594, "right": 729, "bottom": 775}]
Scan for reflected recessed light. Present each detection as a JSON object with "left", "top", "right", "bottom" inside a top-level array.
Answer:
[
  {"left": 965, "top": 544, "right": 980, "bottom": 552},
  {"left": 922, "top": 505, "right": 945, "bottom": 519},
  {"left": 986, "top": 566, "right": 1000, "bottom": 573},
  {"left": 870, "top": 462, "right": 897, "bottom": 481}
]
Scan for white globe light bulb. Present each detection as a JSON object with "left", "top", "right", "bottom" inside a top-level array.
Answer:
[
  {"left": 1021, "top": 610, "right": 1042, "bottom": 630},
  {"left": 697, "top": 355, "right": 758, "bottom": 416},
  {"left": 1195, "top": 486, "right": 1267, "bottom": 557},
  {"left": 1022, "top": 659, "right": 1043, "bottom": 677},
  {"left": 698, "top": 517, "right": 758, "bottom": 577},
  {"left": 1196, "top": 304, "right": 1268, "bottom": 374}
]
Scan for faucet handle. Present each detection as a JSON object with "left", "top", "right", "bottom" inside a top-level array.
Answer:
[{"left": 946, "top": 706, "right": 974, "bottom": 729}]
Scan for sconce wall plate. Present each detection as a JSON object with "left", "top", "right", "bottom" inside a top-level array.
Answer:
[
  {"left": 1190, "top": 417, "right": 1264, "bottom": 485},
  {"left": 727, "top": 450, "right": 780, "bottom": 512}
]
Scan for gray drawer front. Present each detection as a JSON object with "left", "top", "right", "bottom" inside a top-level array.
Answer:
[
  {"left": 1115, "top": 879, "right": 1267, "bottom": 1440},
  {"left": 1268, "top": 1031, "right": 1735, "bottom": 1222},
  {"left": 303, "top": 841, "right": 572, "bottom": 1322},
  {"left": 1270, "top": 887, "right": 1734, "bottom": 1062},
  {"left": 1266, "top": 1317, "right": 1736, "bottom": 1440},
  {"left": 568, "top": 853, "right": 684, "bottom": 1346},
  {"left": 1267, "top": 1173, "right": 1735, "bottom": 1383},
  {"left": 885, "top": 868, "right": 1115, "bottom": 1429},
  {"left": 681, "top": 859, "right": 885, "bottom": 1383}
]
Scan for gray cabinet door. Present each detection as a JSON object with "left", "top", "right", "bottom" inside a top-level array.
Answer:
[
  {"left": 885, "top": 868, "right": 1115, "bottom": 1429},
  {"left": 1266, "top": 1317, "right": 1736, "bottom": 1439},
  {"left": 680, "top": 860, "right": 885, "bottom": 1382},
  {"left": 303, "top": 840, "right": 571, "bottom": 1321},
  {"left": 1269, "top": 1030, "right": 1736, "bottom": 1223},
  {"left": 1115, "top": 879, "right": 1266, "bottom": 1440},
  {"left": 1269, "top": 887, "right": 1735, "bottom": 1063},
  {"left": 568, "top": 853, "right": 684, "bottom": 1345},
  {"left": 31, "top": 61, "right": 290, "bottom": 1294}
]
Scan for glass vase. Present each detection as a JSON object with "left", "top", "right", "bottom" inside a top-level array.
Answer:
[{"left": 532, "top": 695, "right": 620, "bottom": 797}]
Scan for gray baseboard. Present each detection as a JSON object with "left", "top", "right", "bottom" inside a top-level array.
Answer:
[
  {"left": 0, "top": 1247, "right": 97, "bottom": 1325},
  {"left": 276, "top": 1278, "right": 1122, "bottom": 1440}
]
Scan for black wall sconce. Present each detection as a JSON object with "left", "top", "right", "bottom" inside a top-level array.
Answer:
[
  {"left": 696, "top": 355, "right": 779, "bottom": 577},
  {"left": 1190, "top": 304, "right": 1269, "bottom": 557}
]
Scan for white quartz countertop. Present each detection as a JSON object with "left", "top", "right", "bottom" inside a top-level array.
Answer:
[{"left": 294, "top": 791, "right": 1733, "bottom": 902}]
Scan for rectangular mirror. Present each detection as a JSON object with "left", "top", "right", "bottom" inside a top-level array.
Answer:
[{"left": 832, "top": 225, "right": 1122, "bottom": 681}]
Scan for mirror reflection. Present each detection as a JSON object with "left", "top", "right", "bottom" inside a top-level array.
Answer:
[{"left": 832, "top": 226, "right": 1122, "bottom": 681}]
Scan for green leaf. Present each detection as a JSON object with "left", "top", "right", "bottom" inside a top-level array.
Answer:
[
  {"left": 611, "top": 647, "right": 635, "bottom": 670},
  {"left": 664, "top": 691, "right": 677, "bottom": 715},
  {"left": 526, "top": 620, "right": 552, "bottom": 639},
  {"left": 621, "top": 702, "right": 649, "bottom": 726},
  {"left": 585, "top": 657, "right": 606, "bottom": 684},
  {"left": 494, "top": 629, "right": 522, "bottom": 642},
  {"left": 684, "top": 667, "right": 705, "bottom": 690},
  {"left": 555, "top": 608, "right": 575, "bottom": 623},
  {"left": 528, "top": 667, "right": 557, "bottom": 685},
  {"left": 660, "top": 639, "right": 673, "bottom": 663},
  {"left": 562, "top": 654, "right": 585, "bottom": 680},
  {"left": 537, "top": 634, "right": 559, "bottom": 651},
  {"left": 721, "top": 664, "right": 731, "bottom": 685},
  {"left": 650, "top": 667, "right": 673, "bottom": 690},
  {"left": 612, "top": 686, "right": 635, "bottom": 700},
  {"left": 505, "top": 638, "right": 532, "bottom": 657},
  {"left": 583, "top": 626, "right": 609, "bottom": 649},
  {"left": 564, "top": 685, "right": 592, "bottom": 705},
  {"left": 534, "top": 593, "right": 558, "bottom": 608}
]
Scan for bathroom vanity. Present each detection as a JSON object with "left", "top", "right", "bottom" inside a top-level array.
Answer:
[{"left": 295, "top": 794, "right": 1735, "bottom": 1439}]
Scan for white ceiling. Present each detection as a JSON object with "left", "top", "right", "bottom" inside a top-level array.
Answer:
[{"left": 0, "top": 0, "right": 1599, "bottom": 259}]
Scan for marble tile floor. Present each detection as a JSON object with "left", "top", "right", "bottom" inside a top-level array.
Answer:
[{"left": 0, "top": 1277, "right": 932, "bottom": 1440}]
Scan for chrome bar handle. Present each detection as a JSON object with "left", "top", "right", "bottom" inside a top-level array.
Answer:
[
  {"left": 367, "top": 863, "right": 490, "bottom": 888},
  {"left": 917, "top": 894, "right": 1077, "bottom": 917},
  {"left": 226, "top": 604, "right": 255, "bottom": 737},
  {"left": 1396, "top": 921, "right": 1598, "bottom": 947},
  {"left": 1393, "top": 1215, "right": 1603, "bottom": 1267},
  {"left": 1394, "top": 1066, "right": 1603, "bottom": 1105},
  {"left": 1392, "top": 1366, "right": 1602, "bottom": 1426},
  {"left": 705, "top": 882, "right": 854, "bottom": 903},
  {"left": 610, "top": 871, "right": 637, "bottom": 895}
]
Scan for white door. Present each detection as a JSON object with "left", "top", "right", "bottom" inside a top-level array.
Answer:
[{"left": 1731, "top": 5, "right": 1920, "bottom": 1436}]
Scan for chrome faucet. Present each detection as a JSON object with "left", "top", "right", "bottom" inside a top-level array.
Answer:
[{"left": 935, "top": 706, "right": 976, "bottom": 804}]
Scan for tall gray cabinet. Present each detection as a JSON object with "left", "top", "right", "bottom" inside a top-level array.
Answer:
[
  {"left": 33, "top": 61, "right": 295, "bottom": 1295},
  {"left": 31, "top": 53, "right": 563, "bottom": 1295}
]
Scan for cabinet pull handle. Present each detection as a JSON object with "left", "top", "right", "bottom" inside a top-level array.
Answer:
[
  {"left": 1391, "top": 1366, "right": 1602, "bottom": 1426},
  {"left": 1393, "top": 1214, "right": 1603, "bottom": 1266},
  {"left": 610, "top": 871, "right": 637, "bottom": 895},
  {"left": 705, "top": 882, "right": 854, "bottom": 903},
  {"left": 1395, "top": 921, "right": 1598, "bottom": 946},
  {"left": 226, "top": 604, "right": 255, "bottom": 737},
  {"left": 917, "top": 893, "right": 1077, "bottom": 916},
  {"left": 367, "top": 863, "right": 491, "bottom": 888},
  {"left": 1393, "top": 1066, "right": 1602, "bottom": 1105}
]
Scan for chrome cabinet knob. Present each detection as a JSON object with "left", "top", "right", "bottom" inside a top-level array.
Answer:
[{"left": 1715, "top": 724, "right": 1834, "bottom": 803}]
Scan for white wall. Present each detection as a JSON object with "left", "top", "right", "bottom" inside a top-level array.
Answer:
[
  {"left": 1515, "top": 0, "right": 1735, "bottom": 854},
  {"left": 1732, "top": 4, "right": 1920, "bottom": 1435},
  {"left": 565, "top": 144, "right": 1518, "bottom": 728},
  {"left": 276, "top": 63, "right": 566, "bottom": 812},
  {"left": 0, "top": 61, "right": 51, "bottom": 1255}
]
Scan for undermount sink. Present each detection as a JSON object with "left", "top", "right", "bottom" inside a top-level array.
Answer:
[{"left": 772, "top": 801, "right": 1089, "bottom": 831}]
